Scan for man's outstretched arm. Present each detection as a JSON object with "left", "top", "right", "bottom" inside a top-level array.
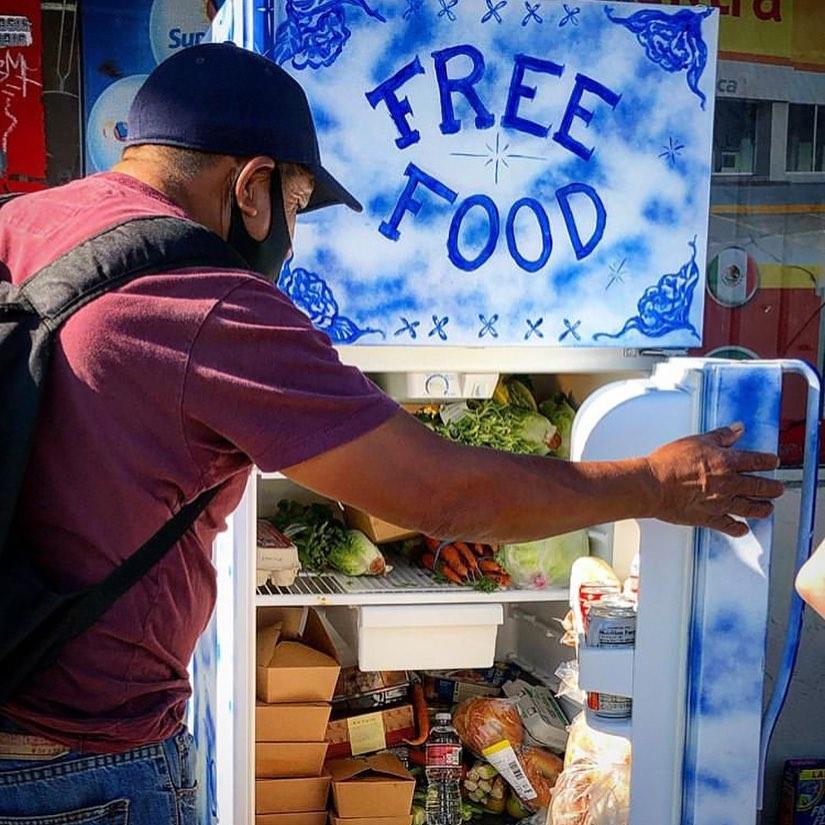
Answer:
[{"left": 284, "top": 410, "right": 782, "bottom": 543}]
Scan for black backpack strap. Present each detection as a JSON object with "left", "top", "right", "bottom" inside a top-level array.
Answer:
[
  {"left": 19, "top": 215, "right": 249, "bottom": 328},
  {"left": 3, "top": 486, "right": 222, "bottom": 702}
]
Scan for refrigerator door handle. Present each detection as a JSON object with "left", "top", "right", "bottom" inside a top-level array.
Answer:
[{"left": 758, "top": 360, "right": 821, "bottom": 810}]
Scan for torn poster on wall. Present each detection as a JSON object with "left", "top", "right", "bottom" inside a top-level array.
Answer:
[
  {"left": 210, "top": 0, "right": 720, "bottom": 348},
  {"left": 0, "top": 3, "right": 46, "bottom": 193},
  {"left": 81, "top": 0, "right": 225, "bottom": 175}
]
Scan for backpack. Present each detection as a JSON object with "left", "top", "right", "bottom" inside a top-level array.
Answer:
[{"left": 0, "top": 199, "right": 248, "bottom": 705}]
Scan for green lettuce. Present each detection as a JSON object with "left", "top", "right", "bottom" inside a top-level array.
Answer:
[
  {"left": 417, "top": 402, "right": 557, "bottom": 455},
  {"left": 497, "top": 531, "right": 589, "bottom": 589},
  {"left": 539, "top": 393, "right": 577, "bottom": 459},
  {"left": 328, "top": 530, "right": 389, "bottom": 576}
]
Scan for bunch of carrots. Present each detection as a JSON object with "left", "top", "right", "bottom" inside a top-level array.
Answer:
[{"left": 421, "top": 537, "right": 512, "bottom": 588}]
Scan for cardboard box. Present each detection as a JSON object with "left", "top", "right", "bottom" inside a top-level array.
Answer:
[
  {"left": 331, "top": 817, "right": 413, "bottom": 825},
  {"left": 342, "top": 507, "right": 417, "bottom": 544},
  {"left": 257, "top": 703, "right": 332, "bottom": 742},
  {"left": 257, "top": 608, "right": 341, "bottom": 703},
  {"left": 258, "top": 814, "right": 328, "bottom": 825},
  {"left": 326, "top": 705, "right": 415, "bottom": 759},
  {"left": 328, "top": 754, "right": 415, "bottom": 818},
  {"left": 256, "top": 742, "right": 330, "bottom": 778},
  {"left": 779, "top": 759, "right": 825, "bottom": 825},
  {"left": 256, "top": 777, "right": 331, "bottom": 814}
]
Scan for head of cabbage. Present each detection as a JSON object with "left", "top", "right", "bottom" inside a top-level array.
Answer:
[
  {"left": 497, "top": 531, "right": 589, "bottom": 589},
  {"left": 328, "top": 530, "right": 389, "bottom": 576}
]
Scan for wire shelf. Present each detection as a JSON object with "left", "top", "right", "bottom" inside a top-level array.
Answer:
[{"left": 255, "top": 549, "right": 568, "bottom": 605}]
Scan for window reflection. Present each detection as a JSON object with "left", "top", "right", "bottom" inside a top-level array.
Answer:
[{"left": 696, "top": 3, "right": 825, "bottom": 465}]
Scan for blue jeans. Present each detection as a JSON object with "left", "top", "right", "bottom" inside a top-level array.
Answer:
[{"left": 0, "top": 725, "right": 200, "bottom": 825}]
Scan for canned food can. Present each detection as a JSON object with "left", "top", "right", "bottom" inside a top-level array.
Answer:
[
  {"left": 586, "top": 601, "right": 637, "bottom": 648},
  {"left": 579, "top": 582, "right": 621, "bottom": 630},
  {"left": 587, "top": 690, "right": 632, "bottom": 719}
]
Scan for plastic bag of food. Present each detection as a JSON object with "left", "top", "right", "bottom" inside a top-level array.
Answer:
[
  {"left": 564, "top": 712, "right": 630, "bottom": 769},
  {"left": 497, "top": 531, "right": 589, "bottom": 590},
  {"left": 453, "top": 698, "right": 561, "bottom": 812},
  {"left": 588, "top": 764, "right": 630, "bottom": 825},
  {"left": 549, "top": 714, "right": 631, "bottom": 825},
  {"left": 453, "top": 697, "right": 524, "bottom": 754}
]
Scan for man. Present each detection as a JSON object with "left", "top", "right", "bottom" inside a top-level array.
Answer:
[{"left": 0, "top": 43, "right": 781, "bottom": 822}]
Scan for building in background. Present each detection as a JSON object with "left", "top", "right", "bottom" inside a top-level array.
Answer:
[{"left": 682, "top": 0, "right": 825, "bottom": 463}]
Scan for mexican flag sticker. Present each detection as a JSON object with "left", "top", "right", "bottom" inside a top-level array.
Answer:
[{"left": 707, "top": 246, "right": 759, "bottom": 308}]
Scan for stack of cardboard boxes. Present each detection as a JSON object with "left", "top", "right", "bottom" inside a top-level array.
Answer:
[{"left": 256, "top": 608, "right": 342, "bottom": 825}]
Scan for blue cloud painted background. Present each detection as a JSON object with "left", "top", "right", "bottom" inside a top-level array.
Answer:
[{"left": 211, "top": 0, "right": 719, "bottom": 347}]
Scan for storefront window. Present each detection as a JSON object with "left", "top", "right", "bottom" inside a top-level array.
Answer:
[
  {"left": 713, "top": 99, "right": 759, "bottom": 174},
  {"left": 786, "top": 103, "right": 825, "bottom": 172}
]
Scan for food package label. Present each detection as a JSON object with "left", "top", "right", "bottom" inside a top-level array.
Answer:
[
  {"left": 347, "top": 712, "right": 387, "bottom": 756},
  {"left": 481, "top": 740, "right": 537, "bottom": 801}
]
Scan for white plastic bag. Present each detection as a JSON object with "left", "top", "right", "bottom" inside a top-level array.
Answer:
[
  {"left": 554, "top": 661, "right": 586, "bottom": 706},
  {"left": 588, "top": 764, "right": 630, "bottom": 825},
  {"left": 548, "top": 714, "right": 631, "bottom": 825}
]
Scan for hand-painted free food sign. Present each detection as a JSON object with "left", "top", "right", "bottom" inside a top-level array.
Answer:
[{"left": 221, "top": 1, "right": 720, "bottom": 347}]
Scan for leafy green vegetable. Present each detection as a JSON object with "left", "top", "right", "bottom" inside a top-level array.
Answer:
[
  {"left": 539, "top": 393, "right": 577, "bottom": 459},
  {"left": 417, "top": 401, "right": 557, "bottom": 455},
  {"left": 270, "top": 500, "right": 349, "bottom": 572},
  {"left": 328, "top": 530, "right": 388, "bottom": 575},
  {"left": 497, "top": 531, "right": 589, "bottom": 589}
]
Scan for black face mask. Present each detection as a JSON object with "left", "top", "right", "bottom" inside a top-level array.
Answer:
[{"left": 227, "top": 164, "right": 292, "bottom": 283}]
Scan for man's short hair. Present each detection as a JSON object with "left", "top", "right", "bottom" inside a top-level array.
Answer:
[{"left": 122, "top": 144, "right": 231, "bottom": 181}]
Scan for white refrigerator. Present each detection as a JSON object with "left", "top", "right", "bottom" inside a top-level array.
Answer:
[
  {"left": 190, "top": 356, "right": 820, "bottom": 825},
  {"left": 189, "top": 2, "right": 822, "bottom": 824}
]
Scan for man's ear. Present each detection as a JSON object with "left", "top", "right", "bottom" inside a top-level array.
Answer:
[{"left": 234, "top": 156, "right": 276, "bottom": 241}]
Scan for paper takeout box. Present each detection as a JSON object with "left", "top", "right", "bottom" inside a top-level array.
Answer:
[
  {"left": 257, "top": 608, "right": 342, "bottom": 703},
  {"left": 257, "top": 703, "right": 332, "bottom": 742},
  {"left": 327, "top": 754, "right": 415, "bottom": 818},
  {"left": 258, "top": 814, "right": 328, "bottom": 825},
  {"left": 342, "top": 507, "right": 417, "bottom": 544},
  {"left": 256, "top": 742, "right": 330, "bottom": 778},
  {"left": 256, "top": 777, "right": 331, "bottom": 814}
]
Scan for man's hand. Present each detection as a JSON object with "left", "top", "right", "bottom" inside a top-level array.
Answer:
[{"left": 645, "top": 423, "right": 783, "bottom": 538}]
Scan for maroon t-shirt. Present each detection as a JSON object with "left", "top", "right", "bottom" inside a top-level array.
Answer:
[{"left": 0, "top": 173, "right": 398, "bottom": 752}]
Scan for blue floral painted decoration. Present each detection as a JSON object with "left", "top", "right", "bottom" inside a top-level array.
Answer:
[
  {"left": 279, "top": 262, "right": 385, "bottom": 343},
  {"left": 272, "top": 0, "right": 386, "bottom": 70},
  {"left": 604, "top": 6, "right": 713, "bottom": 109},
  {"left": 593, "top": 238, "right": 700, "bottom": 341}
]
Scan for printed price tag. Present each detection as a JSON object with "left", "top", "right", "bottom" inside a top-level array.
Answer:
[
  {"left": 347, "top": 712, "right": 386, "bottom": 756},
  {"left": 481, "top": 740, "right": 537, "bottom": 801}
]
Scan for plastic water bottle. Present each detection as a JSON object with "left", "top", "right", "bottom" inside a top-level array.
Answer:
[{"left": 425, "top": 712, "right": 463, "bottom": 825}]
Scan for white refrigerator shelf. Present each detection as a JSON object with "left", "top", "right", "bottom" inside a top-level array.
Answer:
[{"left": 255, "top": 550, "right": 568, "bottom": 606}]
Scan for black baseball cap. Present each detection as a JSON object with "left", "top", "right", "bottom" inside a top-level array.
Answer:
[{"left": 125, "top": 42, "right": 361, "bottom": 213}]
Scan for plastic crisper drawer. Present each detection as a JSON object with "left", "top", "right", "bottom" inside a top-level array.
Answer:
[{"left": 357, "top": 604, "right": 504, "bottom": 671}]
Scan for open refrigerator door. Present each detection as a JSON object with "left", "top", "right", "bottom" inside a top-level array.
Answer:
[{"left": 571, "top": 359, "right": 820, "bottom": 825}]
